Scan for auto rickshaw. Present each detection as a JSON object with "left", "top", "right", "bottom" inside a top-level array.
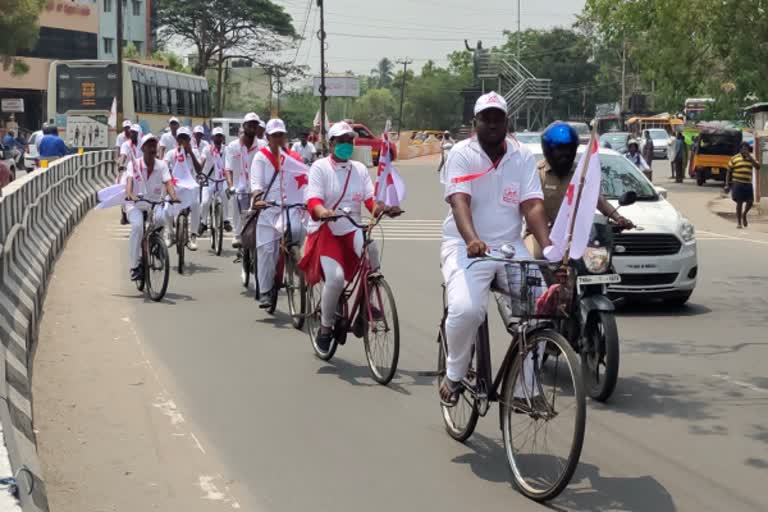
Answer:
[{"left": 689, "top": 126, "right": 742, "bottom": 186}]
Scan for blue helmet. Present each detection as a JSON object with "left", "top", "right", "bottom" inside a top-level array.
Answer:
[{"left": 542, "top": 122, "right": 579, "bottom": 150}]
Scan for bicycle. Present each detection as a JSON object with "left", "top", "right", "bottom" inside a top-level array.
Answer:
[
  {"left": 436, "top": 248, "right": 586, "bottom": 502},
  {"left": 127, "top": 197, "right": 177, "bottom": 302},
  {"left": 197, "top": 174, "right": 228, "bottom": 256},
  {"left": 254, "top": 202, "right": 308, "bottom": 330},
  {"left": 306, "top": 209, "right": 401, "bottom": 385}
]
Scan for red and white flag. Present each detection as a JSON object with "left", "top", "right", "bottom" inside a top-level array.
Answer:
[
  {"left": 545, "top": 139, "right": 602, "bottom": 262},
  {"left": 280, "top": 150, "right": 310, "bottom": 204},
  {"left": 374, "top": 134, "right": 406, "bottom": 207}
]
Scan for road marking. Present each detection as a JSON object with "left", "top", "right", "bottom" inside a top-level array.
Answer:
[
  {"left": 712, "top": 373, "right": 768, "bottom": 394},
  {"left": 698, "top": 230, "right": 768, "bottom": 246}
]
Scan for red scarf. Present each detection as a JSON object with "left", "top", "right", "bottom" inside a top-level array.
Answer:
[{"left": 451, "top": 141, "right": 507, "bottom": 184}]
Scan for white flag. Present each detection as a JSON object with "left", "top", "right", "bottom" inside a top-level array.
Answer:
[
  {"left": 96, "top": 183, "right": 127, "bottom": 209},
  {"left": 108, "top": 97, "right": 117, "bottom": 129},
  {"left": 546, "top": 140, "right": 602, "bottom": 261},
  {"left": 374, "top": 134, "right": 406, "bottom": 207},
  {"left": 280, "top": 150, "right": 310, "bottom": 205}
]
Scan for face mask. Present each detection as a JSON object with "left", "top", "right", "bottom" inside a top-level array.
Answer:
[{"left": 333, "top": 142, "right": 354, "bottom": 160}]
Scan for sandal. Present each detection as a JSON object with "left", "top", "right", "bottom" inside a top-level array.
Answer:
[{"left": 439, "top": 377, "right": 462, "bottom": 407}]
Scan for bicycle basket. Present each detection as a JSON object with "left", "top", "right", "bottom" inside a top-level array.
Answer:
[{"left": 503, "top": 262, "right": 564, "bottom": 319}]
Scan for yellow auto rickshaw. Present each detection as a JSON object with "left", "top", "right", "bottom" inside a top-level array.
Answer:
[{"left": 689, "top": 126, "right": 742, "bottom": 186}]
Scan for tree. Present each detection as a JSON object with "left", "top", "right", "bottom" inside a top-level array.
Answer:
[
  {"left": 352, "top": 89, "right": 397, "bottom": 131},
  {"left": 0, "top": 0, "right": 45, "bottom": 75},
  {"left": 156, "top": 0, "right": 297, "bottom": 76},
  {"left": 370, "top": 58, "right": 394, "bottom": 88},
  {"left": 124, "top": 43, "right": 190, "bottom": 73}
]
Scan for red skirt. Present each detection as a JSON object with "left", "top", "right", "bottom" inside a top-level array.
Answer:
[{"left": 298, "top": 224, "right": 360, "bottom": 286}]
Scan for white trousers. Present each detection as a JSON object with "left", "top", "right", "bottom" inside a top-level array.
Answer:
[
  {"left": 255, "top": 214, "right": 305, "bottom": 294},
  {"left": 200, "top": 186, "right": 230, "bottom": 226},
  {"left": 441, "top": 243, "right": 542, "bottom": 396},
  {"left": 232, "top": 193, "right": 251, "bottom": 238},
  {"left": 319, "top": 231, "right": 380, "bottom": 328},
  {"left": 165, "top": 187, "right": 200, "bottom": 234},
  {"left": 126, "top": 204, "right": 164, "bottom": 270}
]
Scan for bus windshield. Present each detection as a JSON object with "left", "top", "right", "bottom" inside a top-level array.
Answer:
[{"left": 56, "top": 63, "right": 118, "bottom": 112}]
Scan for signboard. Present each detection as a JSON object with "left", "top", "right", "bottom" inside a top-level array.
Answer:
[
  {"left": 1, "top": 98, "right": 24, "bottom": 113},
  {"left": 65, "top": 115, "right": 109, "bottom": 148},
  {"left": 313, "top": 76, "right": 360, "bottom": 98}
]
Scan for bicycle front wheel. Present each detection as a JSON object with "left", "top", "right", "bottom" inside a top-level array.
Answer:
[
  {"left": 285, "top": 249, "right": 306, "bottom": 330},
  {"left": 209, "top": 203, "right": 217, "bottom": 252},
  {"left": 146, "top": 234, "right": 170, "bottom": 302},
  {"left": 363, "top": 277, "right": 400, "bottom": 385},
  {"left": 500, "top": 329, "right": 586, "bottom": 502},
  {"left": 214, "top": 202, "right": 224, "bottom": 256},
  {"left": 176, "top": 214, "right": 187, "bottom": 275},
  {"left": 241, "top": 249, "right": 251, "bottom": 288},
  {"left": 306, "top": 281, "right": 338, "bottom": 360},
  {"left": 437, "top": 328, "right": 479, "bottom": 442}
]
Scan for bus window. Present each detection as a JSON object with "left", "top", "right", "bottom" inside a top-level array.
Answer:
[
  {"left": 229, "top": 124, "right": 240, "bottom": 137},
  {"left": 159, "top": 87, "right": 169, "bottom": 114},
  {"left": 169, "top": 88, "right": 178, "bottom": 115},
  {"left": 190, "top": 92, "right": 197, "bottom": 117}
]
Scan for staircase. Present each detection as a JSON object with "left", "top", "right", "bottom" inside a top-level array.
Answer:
[{"left": 476, "top": 52, "right": 552, "bottom": 130}]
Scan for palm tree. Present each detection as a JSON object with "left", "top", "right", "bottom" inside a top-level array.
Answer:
[{"left": 370, "top": 58, "right": 394, "bottom": 88}]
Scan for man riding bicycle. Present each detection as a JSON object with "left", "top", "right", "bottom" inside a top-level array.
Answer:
[
  {"left": 299, "top": 122, "right": 399, "bottom": 352},
  {"left": 438, "top": 92, "right": 554, "bottom": 405},
  {"left": 199, "top": 127, "right": 230, "bottom": 234},
  {"left": 250, "top": 118, "right": 307, "bottom": 308},
  {"left": 163, "top": 126, "right": 203, "bottom": 250},
  {"left": 125, "top": 134, "right": 179, "bottom": 281}
]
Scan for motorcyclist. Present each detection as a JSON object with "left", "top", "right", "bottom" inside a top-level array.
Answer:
[{"left": 525, "top": 121, "right": 633, "bottom": 259}]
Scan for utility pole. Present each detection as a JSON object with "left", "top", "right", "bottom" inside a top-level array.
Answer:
[
  {"left": 317, "top": 0, "right": 328, "bottom": 152},
  {"left": 116, "top": 0, "right": 124, "bottom": 127},
  {"left": 516, "top": 0, "right": 521, "bottom": 62},
  {"left": 620, "top": 36, "right": 627, "bottom": 112},
  {"left": 396, "top": 58, "right": 413, "bottom": 135}
]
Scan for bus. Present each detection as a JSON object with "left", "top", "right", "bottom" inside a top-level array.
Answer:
[
  {"left": 47, "top": 60, "right": 210, "bottom": 149},
  {"left": 683, "top": 97, "right": 714, "bottom": 122}
]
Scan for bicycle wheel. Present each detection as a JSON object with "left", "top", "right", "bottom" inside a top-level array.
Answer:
[
  {"left": 500, "top": 329, "right": 586, "bottom": 502},
  {"left": 437, "top": 328, "right": 479, "bottom": 442},
  {"left": 209, "top": 203, "right": 217, "bottom": 252},
  {"left": 285, "top": 249, "right": 306, "bottom": 330},
  {"left": 241, "top": 249, "right": 251, "bottom": 288},
  {"left": 214, "top": 201, "right": 224, "bottom": 256},
  {"left": 146, "top": 233, "right": 170, "bottom": 302},
  {"left": 307, "top": 281, "right": 338, "bottom": 360},
  {"left": 582, "top": 311, "right": 619, "bottom": 402},
  {"left": 176, "top": 214, "right": 187, "bottom": 275},
  {"left": 362, "top": 277, "right": 400, "bottom": 385}
]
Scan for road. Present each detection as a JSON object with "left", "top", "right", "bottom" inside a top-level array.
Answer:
[{"left": 33, "top": 156, "right": 768, "bottom": 511}]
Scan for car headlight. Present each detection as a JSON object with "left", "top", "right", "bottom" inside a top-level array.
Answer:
[
  {"left": 584, "top": 246, "right": 610, "bottom": 274},
  {"left": 681, "top": 218, "right": 696, "bottom": 242}
]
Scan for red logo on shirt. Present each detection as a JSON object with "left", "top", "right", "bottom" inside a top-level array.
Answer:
[
  {"left": 352, "top": 192, "right": 363, "bottom": 202},
  {"left": 502, "top": 186, "right": 519, "bottom": 204}
]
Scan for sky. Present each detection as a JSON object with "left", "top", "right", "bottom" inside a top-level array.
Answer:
[{"left": 276, "top": 0, "right": 587, "bottom": 76}]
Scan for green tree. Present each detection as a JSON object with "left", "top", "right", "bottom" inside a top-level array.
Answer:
[
  {"left": 0, "top": 0, "right": 45, "bottom": 75},
  {"left": 124, "top": 43, "right": 190, "bottom": 73},
  {"left": 352, "top": 88, "right": 397, "bottom": 131},
  {"left": 404, "top": 63, "right": 470, "bottom": 129},
  {"left": 370, "top": 58, "right": 395, "bottom": 88}
]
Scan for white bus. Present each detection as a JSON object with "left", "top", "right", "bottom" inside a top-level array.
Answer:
[{"left": 47, "top": 60, "right": 211, "bottom": 148}]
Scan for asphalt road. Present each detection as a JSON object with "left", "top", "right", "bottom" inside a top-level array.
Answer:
[{"left": 36, "top": 156, "right": 768, "bottom": 511}]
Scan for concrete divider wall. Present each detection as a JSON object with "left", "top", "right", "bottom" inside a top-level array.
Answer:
[{"left": 0, "top": 151, "right": 115, "bottom": 511}]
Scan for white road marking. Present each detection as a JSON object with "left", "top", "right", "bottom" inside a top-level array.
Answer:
[
  {"left": 698, "top": 230, "right": 768, "bottom": 245},
  {"left": 712, "top": 373, "right": 768, "bottom": 394},
  {"left": 153, "top": 396, "right": 186, "bottom": 426},
  {"left": 198, "top": 475, "right": 241, "bottom": 508}
]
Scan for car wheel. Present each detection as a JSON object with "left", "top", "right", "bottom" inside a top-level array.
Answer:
[{"left": 664, "top": 291, "right": 693, "bottom": 307}]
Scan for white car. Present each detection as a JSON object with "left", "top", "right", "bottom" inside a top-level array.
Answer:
[
  {"left": 24, "top": 130, "right": 43, "bottom": 171},
  {"left": 640, "top": 128, "right": 671, "bottom": 160},
  {"left": 525, "top": 144, "right": 698, "bottom": 305}
]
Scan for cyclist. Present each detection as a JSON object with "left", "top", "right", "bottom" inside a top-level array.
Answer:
[
  {"left": 199, "top": 127, "right": 230, "bottom": 235},
  {"left": 524, "top": 122, "right": 633, "bottom": 259},
  {"left": 192, "top": 125, "right": 210, "bottom": 157},
  {"left": 291, "top": 131, "right": 317, "bottom": 165},
  {"left": 118, "top": 124, "right": 142, "bottom": 175},
  {"left": 299, "top": 122, "right": 399, "bottom": 351},
  {"left": 115, "top": 119, "right": 132, "bottom": 157},
  {"left": 163, "top": 126, "right": 203, "bottom": 250},
  {"left": 225, "top": 112, "right": 266, "bottom": 249},
  {"left": 125, "top": 134, "right": 179, "bottom": 281},
  {"left": 438, "top": 92, "right": 553, "bottom": 406},
  {"left": 158, "top": 116, "right": 181, "bottom": 158},
  {"left": 249, "top": 118, "right": 307, "bottom": 307}
]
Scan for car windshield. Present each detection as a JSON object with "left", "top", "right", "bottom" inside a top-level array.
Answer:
[
  {"left": 570, "top": 123, "right": 590, "bottom": 135},
  {"left": 515, "top": 132, "right": 541, "bottom": 143},
  {"left": 531, "top": 151, "right": 657, "bottom": 201},
  {"left": 601, "top": 133, "right": 628, "bottom": 147},
  {"left": 649, "top": 130, "right": 668, "bottom": 140}
]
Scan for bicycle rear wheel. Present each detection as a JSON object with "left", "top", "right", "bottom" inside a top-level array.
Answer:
[
  {"left": 176, "top": 214, "right": 187, "bottom": 275},
  {"left": 241, "top": 249, "right": 251, "bottom": 288},
  {"left": 146, "top": 233, "right": 170, "bottom": 302},
  {"left": 214, "top": 201, "right": 224, "bottom": 256},
  {"left": 363, "top": 277, "right": 400, "bottom": 385},
  {"left": 500, "top": 329, "right": 586, "bottom": 502},
  {"left": 209, "top": 203, "right": 217, "bottom": 252},
  {"left": 437, "top": 327, "right": 479, "bottom": 442},
  {"left": 285, "top": 249, "right": 306, "bottom": 330},
  {"left": 307, "top": 281, "right": 338, "bottom": 360}
]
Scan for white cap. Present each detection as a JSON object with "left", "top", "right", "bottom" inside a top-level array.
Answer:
[
  {"left": 122, "top": 120, "right": 132, "bottom": 128},
  {"left": 130, "top": 124, "right": 141, "bottom": 133},
  {"left": 212, "top": 127, "right": 224, "bottom": 136},
  {"left": 193, "top": 125, "right": 204, "bottom": 134},
  {"left": 140, "top": 133, "right": 157, "bottom": 148},
  {"left": 169, "top": 117, "right": 180, "bottom": 125},
  {"left": 328, "top": 122, "right": 356, "bottom": 139},
  {"left": 176, "top": 126, "right": 192, "bottom": 138},
  {"left": 265, "top": 118, "right": 287, "bottom": 135},
  {"left": 243, "top": 112, "right": 261, "bottom": 124},
  {"left": 474, "top": 91, "right": 508, "bottom": 116}
]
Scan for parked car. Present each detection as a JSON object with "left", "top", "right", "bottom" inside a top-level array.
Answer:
[
  {"left": 330, "top": 122, "right": 396, "bottom": 166},
  {"left": 513, "top": 131, "right": 542, "bottom": 144},
  {"left": 567, "top": 122, "right": 591, "bottom": 145},
  {"left": 25, "top": 129, "right": 43, "bottom": 171},
  {"left": 640, "top": 128, "right": 671, "bottom": 159},
  {"left": 524, "top": 143, "right": 698, "bottom": 305},
  {"left": 0, "top": 143, "right": 18, "bottom": 181},
  {"left": 598, "top": 132, "right": 631, "bottom": 154}
]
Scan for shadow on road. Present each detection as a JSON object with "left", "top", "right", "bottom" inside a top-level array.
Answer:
[
  {"left": 177, "top": 262, "right": 220, "bottom": 275},
  {"left": 617, "top": 302, "right": 711, "bottom": 318},
  {"left": 451, "top": 432, "right": 676, "bottom": 512},
  {"left": 316, "top": 356, "right": 434, "bottom": 395}
]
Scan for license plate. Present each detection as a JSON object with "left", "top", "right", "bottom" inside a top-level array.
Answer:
[{"left": 577, "top": 274, "right": 621, "bottom": 285}]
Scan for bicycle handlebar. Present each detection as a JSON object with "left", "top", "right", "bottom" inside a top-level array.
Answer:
[
  {"left": 127, "top": 197, "right": 180, "bottom": 207},
  {"left": 466, "top": 253, "right": 555, "bottom": 270},
  {"left": 321, "top": 209, "right": 404, "bottom": 230},
  {"left": 260, "top": 201, "right": 306, "bottom": 211}
]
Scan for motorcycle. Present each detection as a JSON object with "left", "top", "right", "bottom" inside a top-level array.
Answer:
[{"left": 558, "top": 191, "right": 637, "bottom": 402}]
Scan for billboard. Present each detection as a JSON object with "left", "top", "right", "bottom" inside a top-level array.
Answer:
[{"left": 313, "top": 76, "right": 360, "bottom": 98}]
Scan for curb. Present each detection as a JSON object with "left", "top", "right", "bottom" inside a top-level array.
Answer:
[{"left": 0, "top": 151, "right": 114, "bottom": 510}]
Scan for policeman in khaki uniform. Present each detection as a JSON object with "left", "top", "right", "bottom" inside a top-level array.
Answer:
[{"left": 524, "top": 122, "right": 633, "bottom": 259}]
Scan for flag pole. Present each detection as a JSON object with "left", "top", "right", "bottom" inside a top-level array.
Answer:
[{"left": 563, "top": 124, "right": 599, "bottom": 265}]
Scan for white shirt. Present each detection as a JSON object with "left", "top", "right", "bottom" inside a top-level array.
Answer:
[
  {"left": 159, "top": 131, "right": 177, "bottom": 153},
  {"left": 163, "top": 147, "right": 196, "bottom": 185},
  {"left": 116, "top": 132, "right": 129, "bottom": 148},
  {"left": 251, "top": 147, "right": 290, "bottom": 229},
  {"left": 201, "top": 143, "right": 226, "bottom": 182},
  {"left": 192, "top": 138, "right": 210, "bottom": 160},
  {"left": 126, "top": 158, "right": 172, "bottom": 202},
  {"left": 291, "top": 141, "right": 317, "bottom": 163},
  {"left": 442, "top": 137, "right": 543, "bottom": 252},
  {"left": 305, "top": 156, "right": 374, "bottom": 236},
  {"left": 119, "top": 139, "right": 142, "bottom": 166},
  {"left": 225, "top": 138, "right": 263, "bottom": 192}
]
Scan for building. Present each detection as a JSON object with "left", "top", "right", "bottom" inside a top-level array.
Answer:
[
  {"left": 98, "top": 0, "right": 153, "bottom": 60},
  {"left": 0, "top": 0, "right": 100, "bottom": 132}
]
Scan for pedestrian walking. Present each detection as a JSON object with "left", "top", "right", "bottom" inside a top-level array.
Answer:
[
  {"left": 725, "top": 141, "right": 760, "bottom": 229},
  {"left": 672, "top": 132, "right": 686, "bottom": 183},
  {"left": 642, "top": 137, "right": 654, "bottom": 169}
]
